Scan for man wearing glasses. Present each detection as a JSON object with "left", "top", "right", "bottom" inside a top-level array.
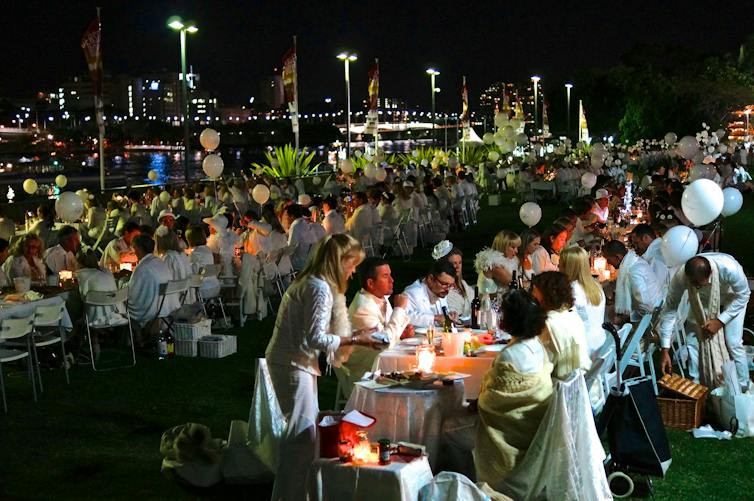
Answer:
[{"left": 403, "top": 260, "right": 458, "bottom": 328}]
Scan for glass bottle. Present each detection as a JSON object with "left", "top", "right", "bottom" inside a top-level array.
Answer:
[
  {"left": 470, "top": 287, "right": 481, "bottom": 330},
  {"left": 157, "top": 330, "right": 168, "bottom": 360}
]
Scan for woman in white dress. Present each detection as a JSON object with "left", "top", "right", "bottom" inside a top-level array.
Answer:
[
  {"left": 155, "top": 227, "right": 194, "bottom": 303},
  {"left": 434, "top": 241, "right": 474, "bottom": 318},
  {"left": 475, "top": 230, "right": 520, "bottom": 298},
  {"left": 7, "top": 234, "right": 46, "bottom": 283},
  {"left": 558, "top": 246, "right": 606, "bottom": 355},
  {"left": 265, "top": 234, "right": 378, "bottom": 501},
  {"left": 185, "top": 225, "right": 221, "bottom": 300}
]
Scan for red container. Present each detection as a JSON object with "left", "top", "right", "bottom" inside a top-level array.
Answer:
[{"left": 317, "top": 410, "right": 376, "bottom": 458}]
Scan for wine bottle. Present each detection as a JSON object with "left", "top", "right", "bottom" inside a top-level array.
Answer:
[
  {"left": 470, "top": 287, "right": 481, "bottom": 329},
  {"left": 509, "top": 270, "right": 518, "bottom": 290},
  {"left": 441, "top": 306, "right": 453, "bottom": 333}
]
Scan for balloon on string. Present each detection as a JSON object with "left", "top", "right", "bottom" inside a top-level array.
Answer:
[
  {"left": 660, "top": 225, "right": 699, "bottom": 268},
  {"left": 55, "top": 191, "right": 84, "bottom": 222},
  {"left": 340, "top": 159, "right": 354, "bottom": 174},
  {"left": 488, "top": 151, "right": 500, "bottom": 162},
  {"left": 374, "top": 167, "right": 387, "bottom": 182},
  {"left": 519, "top": 202, "right": 542, "bottom": 227},
  {"left": 252, "top": 184, "right": 270, "bottom": 205},
  {"left": 482, "top": 132, "right": 494, "bottom": 145},
  {"left": 147, "top": 170, "right": 158, "bottom": 181},
  {"left": 199, "top": 128, "right": 220, "bottom": 151},
  {"left": 721, "top": 187, "right": 743, "bottom": 217},
  {"left": 269, "top": 185, "right": 282, "bottom": 201},
  {"left": 420, "top": 159, "right": 429, "bottom": 167},
  {"left": 159, "top": 191, "right": 171, "bottom": 204},
  {"left": 591, "top": 143, "right": 606, "bottom": 157},
  {"left": 22, "top": 178, "right": 37, "bottom": 194},
  {"left": 510, "top": 119, "right": 522, "bottom": 131},
  {"left": 676, "top": 135, "right": 699, "bottom": 160},
  {"left": 448, "top": 157, "right": 459, "bottom": 169},
  {"left": 581, "top": 172, "right": 597, "bottom": 189},
  {"left": 202, "top": 154, "right": 224, "bottom": 178},
  {"left": 55, "top": 175, "right": 68, "bottom": 188},
  {"left": 681, "top": 178, "right": 724, "bottom": 226},
  {"left": 590, "top": 155, "right": 604, "bottom": 169},
  {"left": 515, "top": 133, "right": 528, "bottom": 145},
  {"left": 664, "top": 132, "right": 677, "bottom": 146},
  {"left": 494, "top": 133, "right": 506, "bottom": 146}
]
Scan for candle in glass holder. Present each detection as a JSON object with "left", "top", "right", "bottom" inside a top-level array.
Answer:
[
  {"left": 59, "top": 270, "right": 73, "bottom": 282},
  {"left": 415, "top": 344, "right": 436, "bottom": 373},
  {"left": 602, "top": 269, "right": 611, "bottom": 281},
  {"left": 593, "top": 257, "right": 607, "bottom": 273},
  {"left": 119, "top": 262, "right": 133, "bottom": 272}
]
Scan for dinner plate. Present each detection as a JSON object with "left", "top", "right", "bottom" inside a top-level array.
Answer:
[{"left": 399, "top": 337, "right": 425, "bottom": 346}]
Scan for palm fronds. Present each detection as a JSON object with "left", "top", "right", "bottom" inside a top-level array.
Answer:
[{"left": 251, "top": 144, "right": 322, "bottom": 178}]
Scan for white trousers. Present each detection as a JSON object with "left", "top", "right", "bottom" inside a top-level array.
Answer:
[{"left": 268, "top": 363, "right": 319, "bottom": 501}]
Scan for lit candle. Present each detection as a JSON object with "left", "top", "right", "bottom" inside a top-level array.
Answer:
[
  {"left": 119, "top": 263, "right": 133, "bottom": 272},
  {"left": 416, "top": 345, "right": 436, "bottom": 373},
  {"left": 602, "top": 269, "right": 611, "bottom": 281},
  {"left": 593, "top": 257, "right": 607, "bottom": 272},
  {"left": 59, "top": 270, "right": 73, "bottom": 282}
]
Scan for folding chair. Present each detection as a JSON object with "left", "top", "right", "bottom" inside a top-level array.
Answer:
[
  {"left": 197, "top": 265, "right": 229, "bottom": 327},
  {"left": 156, "top": 279, "right": 189, "bottom": 335},
  {"left": 618, "top": 314, "right": 657, "bottom": 394},
  {"left": 84, "top": 287, "right": 136, "bottom": 371},
  {"left": 361, "top": 235, "right": 375, "bottom": 258},
  {"left": 92, "top": 217, "right": 119, "bottom": 256},
  {"left": 0, "top": 314, "right": 37, "bottom": 412},
  {"left": 30, "top": 302, "right": 70, "bottom": 391}
]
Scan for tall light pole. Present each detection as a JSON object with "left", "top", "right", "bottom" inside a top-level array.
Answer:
[
  {"left": 168, "top": 16, "right": 198, "bottom": 183},
  {"left": 426, "top": 68, "right": 440, "bottom": 146},
  {"left": 337, "top": 52, "right": 357, "bottom": 157},
  {"left": 565, "top": 83, "right": 573, "bottom": 140},
  {"left": 531, "top": 75, "right": 541, "bottom": 138}
]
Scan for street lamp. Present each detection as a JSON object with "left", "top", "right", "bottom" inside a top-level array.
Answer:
[
  {"left": 565, "top": 83, "right": 573, "bottom": 140},
  {"left": 337, "top": 52, "right": 357, "bottom": 157},
  {"left": 426, "top": 68, "right": 440, "bottom": 145},
  {"left": 531, "top": 75, "right": 541, "bottom": 137},
  {"left": 168, "top": 15, "right": 198, "bottom": 183}
]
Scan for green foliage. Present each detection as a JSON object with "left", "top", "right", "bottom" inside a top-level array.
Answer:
[
  {"left": 250, "top": 144, "right": 321, "bottom": 178},
  {"left": 456, "top": 145, "right": 487, "bottom": 166}
]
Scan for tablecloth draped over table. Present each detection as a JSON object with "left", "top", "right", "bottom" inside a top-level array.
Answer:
[
  {"left": 306, "top": 456, "right": 433, "bottom": 501},
  {"left": 345, "top": 382, "right": 465, "bottom": 469},
  {"left": 376, "top": 350, "right": 494, "bottom": 400},
  {"left": 0, "top": 295, "right": 73, "bottom": 329}
]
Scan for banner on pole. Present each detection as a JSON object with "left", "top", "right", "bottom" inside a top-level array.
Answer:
[
  {"left": 365, "top": 59, "right": 379, "bottom": 135},
  {"left": 81, "top": 14, "right": 105, "bottom": 136}
]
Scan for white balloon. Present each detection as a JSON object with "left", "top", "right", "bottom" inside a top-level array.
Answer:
[
  {"left": 420, "top": 159, "right": 429, "bottom": 167},
  {"left": 664, "top": 132, "right": 677, "bottom": 146},
  {"left": 721, "top": 187, "right": 743, "bottom": 217},
  {"left": 677, "top": 135, "right": 699, "bottom": 160},
  {"left": 707, "top": 145, "right": 716, "bottom": 153},
  {"left": 718, "top": 144, "right": 728, "bottom": 154},
  {"left": 660, "top": 225, "right": 699, "bottom": 268},
  {"left": 716, "top": 128, "right": 726, "bottom": 140},
  {"left": 147, "top": 170, "right": 158, "bottom": 181},
  {"left": 202, "top": 154, "right": 224, "bottom": 178},
  {"left": 23, "top": 178, "right": 37, "bottom": 194},
  {"left": 515, "top": 132, "right": 528, "bottom": 145},
  {"left": 494, "top": 133, "right": 506, "bottom": 147},
  {"left": 519, "top": 202, "right": 542, "bottom": 227},
  {"left": 590, "top": 155, "right": 604, "bottom": 169},
  {"left": 681, "top": 179, "right": 724, "bottom": 226},
  {"left": 591, "top": 143, "right": 606, "bottom": 157},
  {"left": 252, "top": 184, "right": 270, "bottom": 205},
  {"left": 510, "top": 118, "right": 522, "bottom": 131},
  {"left": 482, "top": 132, "right": 494, "bottom": 145},
  {"left": 340, "top": 159, "right": 354, "bottom": 174},
  {"left": 488, "top": 151, "right": 500, "bottom": 162},
  {"left": 55, "top": 175, "right": 68, "bottom": 188},
  {"left": 494, "top": 112, "right": 508, "bottom": 128},
  {"left": 364, "top": 163, "right": 378, "bottom": 179},
  {"left": 502, "top": 125, "right": 515, "bottom": 139},
  {"left": 269, "top": 185, "right": 282, "bottom": 200},
  {"left": 581, "top": 172, "right": 597, "bottom": 189},
  {"left": 55, "top": 191, "right": 84, "bottom": 222},
  {"left": 199, "top": 128, "right": 220, "bottom": 151},
  {"left": 374, "top": 168, "right": 387, "bottom": 182},
  {"left": 159, "top": 191, "right": 171, "bottom": 204}
]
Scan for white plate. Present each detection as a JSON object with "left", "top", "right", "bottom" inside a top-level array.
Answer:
[
  {"left": 477, "top": 344, "right": 504, "bottom": 353},
  {"left": 400, "top": 337, "right": 425, "bottom": 346}
]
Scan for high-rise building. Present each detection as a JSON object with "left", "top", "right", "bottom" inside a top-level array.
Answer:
[
  {"left": 258, "top": 71, "right": 284, "bottom": 110},
  {"left": 479, "top": 81, "right": 543, "bottom": 132}
]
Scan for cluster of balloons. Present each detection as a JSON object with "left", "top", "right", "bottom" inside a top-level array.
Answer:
[
  {"left": 200, "top": 128, "right": 224, "bottom": 179},
  {"left": 481, "top": 113, "right": 525, "bottom": 154}
]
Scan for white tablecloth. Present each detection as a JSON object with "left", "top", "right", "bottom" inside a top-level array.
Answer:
[
  {"left": 0, "top": 295, "right": 73, "bottom": 329},
  {"left": 345, "top": 382, "right": 464, "bottom": 469},
  {"left": 376, "top": 350, "right": 494, "bottom": 400},
  {"left": 307, "top": 456, "right": 433, "bottom": 501}
]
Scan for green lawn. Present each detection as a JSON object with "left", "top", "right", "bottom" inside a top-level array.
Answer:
[{"left": 1, "top": 192, "right": 752, "bottom": 500}]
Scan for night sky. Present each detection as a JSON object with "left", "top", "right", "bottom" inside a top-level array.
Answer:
[{"left": 2, "top": 0, "right": 751, "bottom": 110}]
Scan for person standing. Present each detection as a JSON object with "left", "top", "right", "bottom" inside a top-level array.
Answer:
[
  {"left": 630, "top": 223, "right": 672, "bottom": 295},
  {"left": 265, "top": 234, "right": 377, "bottom": 501}
]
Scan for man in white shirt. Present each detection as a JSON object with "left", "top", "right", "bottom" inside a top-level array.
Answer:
[
  {"left": 100, "top": 221, "right": 141, "bottom": 271},
  {"left": 630, "top": 224, "right": 673, "bottom": 295},
  {"left": 591, "top": 188, "right": 610, "bottom": 224},
  {"left": 603, "top": 240, "right": 662, "bottom": 323},
  {"left": 43, "top": 225, "right": 80, "bottom": 273},
  {"left": 321, "top": 196, "right": 345, "bottom": 235},
  {"left": 340, "top": 257, "right": 412, "bottom": 395},
  {"left": 403, "top": 260, "right": 457, "bottom": 327},
  {"left": 284, "top": 204, "right": 322, "bottom": 271},
  {"left": 0, "top": 238, "right": 9, "bottom": 288},
  {"left": 127, "top": 235, "right": 178, "bottom": 345},
  {"left": 345, "top": 192, "right": 373, "bottom": 244},
  {"left": 659, "top": 254, "right": 751, "bottom": 389}
]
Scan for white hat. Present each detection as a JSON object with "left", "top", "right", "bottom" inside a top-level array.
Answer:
[
  {"left": 402, "top": 181, "right": 414, "bottom": 188},
  {"left": 432, "top": 240, "right": 453, "bottom": 261},
  {"left": 158, "top": 209, "right": 175, "bottom": 221},
  {"left": 202, "top": 214, "right": 228, "bottom": 231},
  {"left": 297, "top": 194, "right": 312, "bottom": 206},
  {"left": 595, "top": 188, "right": 609, "bottom": 200}
]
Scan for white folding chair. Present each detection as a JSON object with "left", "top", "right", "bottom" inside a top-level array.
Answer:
[
  {"left": 618, "top": 313, "right": 657, "bottom": 394},
  {"left": 84, "top": 287, "right": 136, "bottom": 371},
  {"left": 157, "top": 278, "right": 189, "bottom": 335},
  {"left": 0, "top": 313, "right": 37, "bottom": 412},
  {"left": 197, "top": 265, "right": 229, "bottom": 327}
]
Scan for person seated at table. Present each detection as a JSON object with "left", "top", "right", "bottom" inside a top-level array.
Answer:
[
  {"left": 433, "top": 241, "right": 474, "bottom": 319},
  {"left": 475, "top": 289, "right": 553, "bottom": 485},
  {"left": 248, "top": 204, "right": 288, "bottom": 259},
  {"left": 603, "top": 240, "right": 662, "bottom": 323},
  {"left": 204, "top": 213, "right": 240, "bottom": 277},
  {"left": 0, "top": 238, "right": 9, "bottom": 288},
  {"left": 630, "top": 223, "right": 672, "bottom": 296},
  {"left": 591, "top": 189, "right": 610, "bottom": 224},
  {"left": 321, "top": 195, "right": 345, "bottom": 236},
  {"left": 403, "top": 260, "right": 457, "bottom": 328},
  {"left": 7, "top": 234, "right": 46, "bottom": 283},
  {"left": 339, "top": 257, "right": 411, "bottom": 395},
  {"left": 558, "top": 246, "right": 606, "bottom": 355},
  {"left": 475, "top": 230, "right": 520, "bottom": 298},
  {"left": 99, "top": 221, "right": 140, "bottom": 272},
  {"left": 185, "top": 225, "right": 221, "bottom": 300},
  {"left": 538, "top": 222, "right": 569, "bottom": 273},
  {"left": 43, "top": 225, "right": 81, "bottom": 275},
  {"left": 127, "top": 234, "right": 178, "bottom": 347},
  {"left": 154, "top": 226, "right": 194, "bottom": 303},
  {"left": 569, "top": 198, "right": 600, "bottom": 246},
  {"left": 532, "top": 271, "right": 591, "bottom": 380}
]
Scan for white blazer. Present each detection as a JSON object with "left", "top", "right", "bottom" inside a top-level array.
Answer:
[{"left": 403, "top": 278, "right": 448, "bottom": 328}]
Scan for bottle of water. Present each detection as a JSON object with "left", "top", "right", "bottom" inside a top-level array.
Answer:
[{"left": 157, "top": 330, "right": 168, "bottom": 360}]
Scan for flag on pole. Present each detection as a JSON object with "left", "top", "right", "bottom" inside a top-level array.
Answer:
[
  {"left": 578, "top": 99, "right": 590, "bottom": 142},
  {"left": 282, "top": 37, "right": 299, "bottom": 146},
  {"left": 81, "top": 13, "right": 105, "bottom": 136},
  {"left": 368, "top": 59, "right": 379, "bottom": 112},
  {"left": 460, "top": 76, "right": 469, "bottom": 124}
]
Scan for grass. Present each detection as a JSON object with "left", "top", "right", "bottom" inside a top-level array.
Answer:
[{"left": 1, "top": 191, "right": 753, "bottom": 500}]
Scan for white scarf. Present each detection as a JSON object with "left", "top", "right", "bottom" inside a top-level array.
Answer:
[
  {"left": 615, "top": 250, "right": 640, "bottom": 315},
  {"left": 328, "top": 285, "right": 353, "bottom": 369}
]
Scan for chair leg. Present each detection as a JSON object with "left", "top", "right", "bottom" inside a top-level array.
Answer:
[
  {"left": 0, "top": 362, "right": 6, "bottom": 413},
  {"left": 27, "top": 351, "right": 37, "bottom": 403},
  {"left": 30, "top": 337, "right": 43, "bottom": 394},
  {"left": 60, "top": 326, "right": 70, "bottom": 385}
]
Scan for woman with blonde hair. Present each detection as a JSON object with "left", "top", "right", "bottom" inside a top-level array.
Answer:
[
  {"left": 265, "top": 233, "right": 379, "bottom": 501},
  {"left": 7, "top": 234, "right": 46, "bottom": 283},
  {"left": 558, "top": 246, "right": 606, "bottom": 354},
  {"left": 154, "top": 227, "right": 194, "bottom": 302},
  {"left": 475, "top": 229, "right": 520, "bottom": 297}
]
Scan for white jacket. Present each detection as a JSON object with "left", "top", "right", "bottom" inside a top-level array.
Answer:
[
  {"left": 403, "top": 278, "right": 448, "bottom": 328},
  {"left": 127, "top": 254, "right": 178, "bottom": 327}
]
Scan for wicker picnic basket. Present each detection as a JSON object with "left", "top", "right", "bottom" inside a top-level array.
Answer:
[{"left": 657, "top": 374, "right": 709, "bottom": 430}]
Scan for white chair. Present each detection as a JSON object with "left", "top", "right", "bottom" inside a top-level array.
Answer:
[
  {"left": 618, "top": 313, "right": 657, "bottom": 394},
  {"left": 197, "top": 265, "right": 229, "bottom": 327},
  {"left": 157, "top": 278, "right": 189, "bottom": 335},
  {"left": 0, "top": 313, "right": 37, "bottom": 412},
  {"left": 84, "top": 287, "right": 136, "bottom": 371}
]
